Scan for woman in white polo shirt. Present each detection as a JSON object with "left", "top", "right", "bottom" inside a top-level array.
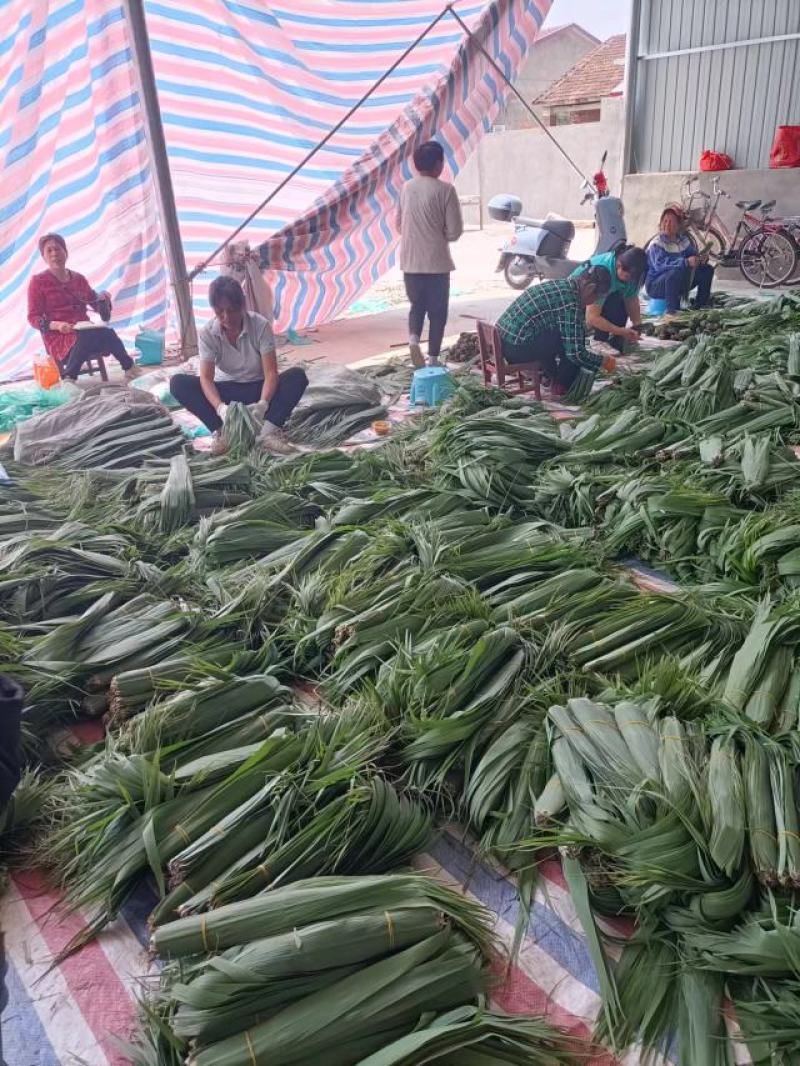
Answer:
[{"left": 170, "top": 276, "right": 308, "bottom": 455}]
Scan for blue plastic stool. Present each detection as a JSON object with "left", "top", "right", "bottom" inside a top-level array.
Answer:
[
  {"left": 647, "top": 297, "right": 668, "bottom": 316},
  {"left": 409, "top": 365, "right": 454, "bottom": 407}
]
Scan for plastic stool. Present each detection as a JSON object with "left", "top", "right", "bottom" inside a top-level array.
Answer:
[
  {"left": 409, "top": 365, "right": 454, "bottom": 407},
  {"left": 647, "top": 297, "right": 668, "bottom": 316}
]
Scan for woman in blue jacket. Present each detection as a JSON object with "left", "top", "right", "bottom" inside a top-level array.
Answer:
[{"left": 646, "top": 205, "right": 715, "bottom": 313}]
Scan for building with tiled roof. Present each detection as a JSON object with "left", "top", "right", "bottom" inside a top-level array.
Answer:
[
  {"left": 498, "top": 22, "right": 600, "bottom": 130},
  {"left": 534, "top": 34, "right": 627, "bottom": 127}
]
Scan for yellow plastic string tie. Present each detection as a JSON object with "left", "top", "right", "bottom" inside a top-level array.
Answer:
[
  {"left": 258, "top": 864, "right": 270, "bottom": 883},
  {"left": 385, "top": 910, "right": 396, "bottom": 949},
  {"left": 779, "top": 829, "right": 800, "bottom": 842},
  {"left": 174, "top": 823, "right": 191, "bottom": 845},
  {"left": 200, "top": 915, "right": 211, "bottom": 953},
  {"left": 752, "top": 827, "right": 778, "bottom": 841},
  {"left": 726, "top": 686, "right": 752, "bottom": 701},
  {"left": 245, "top": 1030, "right": 257, "bottom": 1066}
]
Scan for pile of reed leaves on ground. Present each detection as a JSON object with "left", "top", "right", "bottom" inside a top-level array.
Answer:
[
  {"left": 132, "top": 874, "right": 579, "bottom": 1066},
  {"left": 8, "top": 292, "right": 800, "bottom": 1064}
]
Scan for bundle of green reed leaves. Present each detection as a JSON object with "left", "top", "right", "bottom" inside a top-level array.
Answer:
[
  {"left": 52, "top": 404, "right": 186, "bottom": 469},
  {"left": 222, "top": 403, "right": 259, "bottom": 456},
  {"left": 139, "top": 873, "right": 584, "bottom": 1066},
  {"left": 285, "top": 403, "right": 388, "bottom": 447}
]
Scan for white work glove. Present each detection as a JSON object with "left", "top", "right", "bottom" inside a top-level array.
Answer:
[
  {"left": 250, "top": 399, "right": 269, "bottom": 422},
  {"left": 216, "top": 401, "right": 228, "bottom": 421}
]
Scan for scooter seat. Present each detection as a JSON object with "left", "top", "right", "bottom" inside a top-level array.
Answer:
[
  {"left": 735, "top": 199, "right": 762, "bottom": 211},
  {"left": 516, "top": 216, "right": 575, "bottom": 241},
  {"left": 761, "top": 199, "right": 776, "bottom": 212},
  {"left": 516, "top": 215, "right": 545, "bottom": 228}
]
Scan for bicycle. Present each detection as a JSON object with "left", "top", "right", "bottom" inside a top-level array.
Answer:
[
  {"left": 680, "top": 174, "right": 798, "bottom": 287},
  {"left": 775, "top": 214, "right": 800, "bottom": 281}
]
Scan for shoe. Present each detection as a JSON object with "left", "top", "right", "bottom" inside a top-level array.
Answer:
[
  {"left": 124, "top": 364, "right": 144, "bottom": 382},
  {"left": 257, "top": 424, "right": 296, "bottom": 455},
  {"left": 210, "top": 430, "right": 228, "bottom": 456},
  {"left": 409, "top": 342, "right": 425, "bottom": 368},
  {"left": 427, "top": 356, "right": 440, "bottom": 367}
]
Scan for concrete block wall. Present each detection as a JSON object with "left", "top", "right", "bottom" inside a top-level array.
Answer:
[
  {"left": 455, "top": 97, "right": 625, "bottom": 223},
  {"left": 622, "top": 169, "right": 800, "bottom": 247}
]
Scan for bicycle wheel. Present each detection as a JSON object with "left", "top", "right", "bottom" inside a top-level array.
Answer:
[
  {"left": 784, "top": 227, "right": 800, "bottom": 281},
  {"left": 687, "top": 225, "right": 726, "bottom": 264},
  {"left": 739, "top": 230, "right": 798, "bottom": 287}
]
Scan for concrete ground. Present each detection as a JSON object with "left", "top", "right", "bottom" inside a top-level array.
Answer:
[
  {"left": 277, "top": 224, "right": 780, "bottom": 370},
  {"left": 9, "top": 223, "right": 789, "bottom": 394},
  {"left": 280, "top": 223, "right": 596, "bottom": 368}
]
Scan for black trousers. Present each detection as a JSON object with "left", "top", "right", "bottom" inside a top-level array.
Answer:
[
  {"left": 592, "top": 292, "right": 627, "bottom": 354},
  {"left": 170, "top": 367, "right": 308, "bottom": 433},
  {"left": 501, "top": 330, "right": 580, "bottom": 389},
  {"left": 61, "top": 327, "right": 133, "bottom": 378},
  {"left": 403, "top": 272, "right": 450, "bottom": 360}
]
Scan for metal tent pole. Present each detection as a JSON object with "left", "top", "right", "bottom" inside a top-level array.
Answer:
[{"left": 122, "top": 0, "right": 197, "bottom": 357}]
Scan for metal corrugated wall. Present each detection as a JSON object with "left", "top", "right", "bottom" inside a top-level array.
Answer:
[{"left": 629, "top": 0, "right": 800, "bottom": 172}]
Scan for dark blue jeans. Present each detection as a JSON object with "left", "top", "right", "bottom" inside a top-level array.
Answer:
[{"left": 647, "top": 263, "right": 714, "bottom": 312}]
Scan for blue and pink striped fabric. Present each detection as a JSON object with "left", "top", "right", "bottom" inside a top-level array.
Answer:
[
  {"left": 0, "top": 721, "right": 622, "bottom": 1065},
  {"left": 0, "top": 1, "right": 166, "bottom": 383},
  {"left": 256, "top": 0, "right": 550, "bottom": 330},
  {"left": 1, "top": 0, "right": 549, "bottom": 381},
  {"left": 0, "top": 838, "right": 630, "bottom": 1066}
]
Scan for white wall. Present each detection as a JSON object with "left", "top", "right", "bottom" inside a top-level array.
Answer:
[{"left": 456, "top": 97, "right": 624, "bottom": 222}]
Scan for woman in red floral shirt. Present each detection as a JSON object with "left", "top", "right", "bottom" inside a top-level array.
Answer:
[{"left": 27, "top": 233, "right": 136, "bottom": 380}]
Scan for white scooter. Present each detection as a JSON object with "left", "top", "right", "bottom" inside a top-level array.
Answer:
[{"left": 490, "top": 152, "right": 626, "bottom": 289}]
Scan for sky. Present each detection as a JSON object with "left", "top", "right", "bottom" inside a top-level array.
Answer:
[{"left": 543, "top": 0, "right": 630, "bottom": 38}]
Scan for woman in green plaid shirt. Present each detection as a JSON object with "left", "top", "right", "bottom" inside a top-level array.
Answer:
[{"left": 495, "top": 266, "right": 616, "bottom": 396}]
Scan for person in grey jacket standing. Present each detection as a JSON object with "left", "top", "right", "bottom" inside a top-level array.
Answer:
[{"left": 397, "top": 141, "right": 463, "bottom": 367}]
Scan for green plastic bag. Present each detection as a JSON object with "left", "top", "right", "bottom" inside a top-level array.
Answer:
[{"left": 0, "top": 383, "right": 78, "bottom": 432}]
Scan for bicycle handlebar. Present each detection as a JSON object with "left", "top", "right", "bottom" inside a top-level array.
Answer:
[{"left": 710, "top": 176, "right": 730, "bottom": 198}]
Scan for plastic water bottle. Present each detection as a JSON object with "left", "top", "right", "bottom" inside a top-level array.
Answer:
[{"left": 33, "top": 351, "right": 60, "bottom": 390}]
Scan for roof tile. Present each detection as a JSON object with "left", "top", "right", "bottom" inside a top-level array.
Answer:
[{"left": 534, "top": 34, "right": 627, "bottom": 107}]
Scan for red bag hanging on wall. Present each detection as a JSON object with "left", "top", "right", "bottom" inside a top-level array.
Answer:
[
  {"left": 699, "top": 149, "right": 734, "bottom": 172},
  {"left": 770, "top": 126, "right": 800, "bottom": 168}
]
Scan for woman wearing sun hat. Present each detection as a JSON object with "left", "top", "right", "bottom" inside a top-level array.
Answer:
[{"left": 645, "top": 204, "right": 715, "bottom": 314}]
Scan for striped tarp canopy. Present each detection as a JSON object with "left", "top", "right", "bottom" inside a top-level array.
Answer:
[{"left": 0, "top": 0, "right": 550, "bottom": 382}]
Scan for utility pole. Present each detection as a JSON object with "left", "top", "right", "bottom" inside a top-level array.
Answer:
[{"left": 122, "top": 0, "right": 197, "bottom": 357}]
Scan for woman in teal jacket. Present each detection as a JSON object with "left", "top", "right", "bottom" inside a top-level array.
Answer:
[{"left": 571, "top": 244, "right": 647, "bottom": 354}]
